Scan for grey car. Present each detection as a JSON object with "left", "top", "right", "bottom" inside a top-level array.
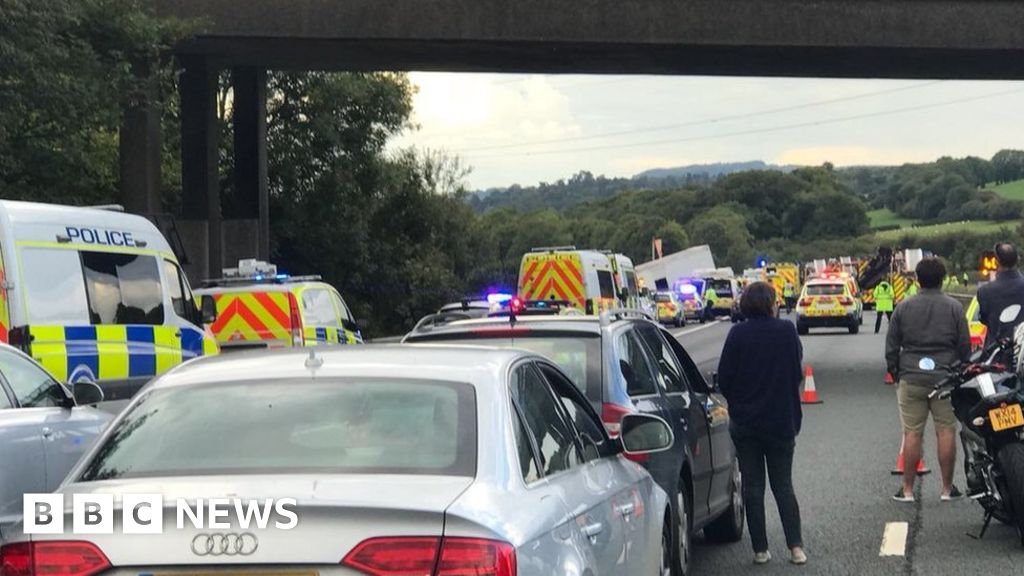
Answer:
[
  {"left": 0, "top": 344, "right": 110, "bottom": 539},
  {"left": 1, "top": 346, "right": 674, "bottom": 575}
]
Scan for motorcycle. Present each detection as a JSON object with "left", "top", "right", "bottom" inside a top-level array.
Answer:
[{"left": 929, "top": 304, "right": 1024, "bottom": 543}]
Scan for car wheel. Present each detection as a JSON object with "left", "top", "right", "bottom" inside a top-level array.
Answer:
[
  {"left": 703, "top": 460, "right": 745, "bottom": 543},
  {"left": 670, "top": 481, "right": 692, "bottom": 576},
  {"left": 849, "top": 320, "right": 860, "bottom": 334}
]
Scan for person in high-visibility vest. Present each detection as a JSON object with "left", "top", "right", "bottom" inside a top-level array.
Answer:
[
  {"left": 874, "top": 280, "right": 896, "bottom": 333},
  {"left": 704, "top": 286, "right": 719, "bottom": 322},
  {"left": 905, "top": 278, "right": 919, "bottom": 299},
  {"left": 783, "top": 281, "right": 796, "bottom": 314}
]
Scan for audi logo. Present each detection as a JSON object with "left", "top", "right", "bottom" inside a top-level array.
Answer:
[{"left": 191, "top": 532, "right": 259, "bottom": 556}]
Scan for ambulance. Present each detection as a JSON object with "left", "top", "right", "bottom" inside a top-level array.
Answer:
[
  {"left": 517, "top": 247, "right": 641, "bottom": 315},
  {"left": 0, "top": 200, "right": 218, "bottom": 400},
  {"left": 195, "top": 259, "right": 363, "bottom": 351}
]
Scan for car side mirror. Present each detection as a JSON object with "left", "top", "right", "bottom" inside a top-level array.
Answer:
[
  {"left": 620, "top": 414, "right": 674, "bottom": 454},
  {"left": 708, "top": 371, "right": 720, "bottom": 391},
  {"left": 200, "top": 295, "right": 218, "bottom": 324},
  {"left": 72, "top": 381, "right": 104, "bottom": 406}
]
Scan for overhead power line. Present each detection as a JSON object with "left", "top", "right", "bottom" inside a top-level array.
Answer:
[
  {"left": 456, "top": 80, "right": 945, "bottom": 153},
  {"left": 461, "top": 86, "right": 1024, "bottom": 159}
]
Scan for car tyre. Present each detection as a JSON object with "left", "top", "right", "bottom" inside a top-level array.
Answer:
[
  {"left": 997, "top": 443, "right": 1024, "bottom": 544},
  {"left": 661, "top": 511, "right": 674, "bottom": 576},
  {"left": 849, "top": 319, "right": 860, "bottom": 334},
  {"left": 797, "top": 322, "right": 809, "bottom": 335},
  {"left": 670, "top": 480, "right": 692, "bottom": 576},
  {"left": 703, "top": 460, "right": 745, "bottom": 543}
]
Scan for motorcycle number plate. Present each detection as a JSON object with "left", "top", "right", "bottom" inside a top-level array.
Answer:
[{"left": 989, "top": 404, "right": 1024, "bottom": 432}]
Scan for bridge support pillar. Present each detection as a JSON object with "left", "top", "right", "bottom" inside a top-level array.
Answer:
[
  {"left": 118, "top": 65, "right": 162, "bottom": 216},
  {"left": 179, "top": 56, "right": 222, "bottom": 278},
  {"left": 230, "top": 67, "right": 270, "bottom": 261}
]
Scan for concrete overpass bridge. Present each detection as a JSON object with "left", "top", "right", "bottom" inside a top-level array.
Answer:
[{"left": 126, "top": 0, "right": 1024, "bottom": 278}]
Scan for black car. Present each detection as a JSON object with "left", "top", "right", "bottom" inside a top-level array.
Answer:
[{"left": 404, "top": 311, "right": 743, "bottom": 576}]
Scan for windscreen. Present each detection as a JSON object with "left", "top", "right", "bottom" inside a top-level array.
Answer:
[
  {"left": 654, "top": 293, "right": 672, "bottom": 302},
  {"left": 806, "top": 284, "right": 845, "bottom": 296},
  {"left": 78, "top": 379, "right": 477, "bottom": 480},
  {"left": 408, "top": 333, "right": 600, "bottom": 398},
  {"left": 708, "top": 279, "right": 733, "bottom": 296},
  {"left": 675, "top": 279, "right": 704, "bottom": 301}
]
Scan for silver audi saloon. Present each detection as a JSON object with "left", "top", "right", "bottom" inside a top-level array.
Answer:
[{"left": 1, "top": 345, "right": 674, "bottom": 575}]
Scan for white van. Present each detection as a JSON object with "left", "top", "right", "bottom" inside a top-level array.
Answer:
[{"left": 0, "top": 201, "right": 218, "bottom": 400}]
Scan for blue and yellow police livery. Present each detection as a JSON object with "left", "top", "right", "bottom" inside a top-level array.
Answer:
[{"left": 0, "top": 201, "right": 218, "bottom": 400}]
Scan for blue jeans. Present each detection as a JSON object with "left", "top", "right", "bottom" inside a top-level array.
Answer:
[{"left": 732, "top": 431, "right": 803, "bottom": 552}]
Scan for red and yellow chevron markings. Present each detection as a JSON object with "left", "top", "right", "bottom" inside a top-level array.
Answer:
[
  {"left": 519, "top": 255, "right": 585, "bottom": 306},
  {"left": 208, "top": 292, "right": 291, "bottom": 342}
]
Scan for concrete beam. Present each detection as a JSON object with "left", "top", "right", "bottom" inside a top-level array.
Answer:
[
  {"left": 152, "top": 0, "right": 1024, "bottom": 78},
  {"left": 119, "top": 88, "right": 162, "bottom": 215}
]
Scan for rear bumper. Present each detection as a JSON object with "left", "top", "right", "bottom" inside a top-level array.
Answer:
[{"left": 798, "top": 313, "right": 856, "bottom": 327}]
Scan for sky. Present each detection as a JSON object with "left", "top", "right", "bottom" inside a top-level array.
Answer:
[{"left": 388, "top": 74, "right": 1024, "bottom": 190}]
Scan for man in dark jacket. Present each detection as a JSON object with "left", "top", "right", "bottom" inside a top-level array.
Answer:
[
  {"left": 977, "top": 243, "right": 1024, "bottom": 347},
  {"left": 886, "top": 258, "right": 971, "bottom": 502}
]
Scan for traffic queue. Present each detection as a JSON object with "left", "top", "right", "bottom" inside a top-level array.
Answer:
[{"left": 0, "top": 219, "right": 747, "bottom": 576}]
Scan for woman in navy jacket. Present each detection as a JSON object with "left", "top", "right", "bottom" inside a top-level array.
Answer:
[{"left": 717, "top": 281, "right": 807, "bottom": 565}]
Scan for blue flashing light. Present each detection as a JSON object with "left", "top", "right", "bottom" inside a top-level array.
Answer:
[
  {"left": 487, "top": 292, "right": 513, "bottom": 305},
  {"left": 254, "top": 274, "right": 264, "bottom": 281},
  {"left": 276, "top": 273, "right": 290, "bottom": 280},
  {"left": 679, "top": 284, "right": 698, "bottom": 295},
  {"left": 536, "top": 301, "right": 547, "bottom": 308}
]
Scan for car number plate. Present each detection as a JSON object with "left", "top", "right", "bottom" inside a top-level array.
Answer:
[
  {"left": 152, "top": 572, "right": 318, "bottom": 576},
  {"left": 989, "top": 404, "right": 1024, "bottom": 432}
]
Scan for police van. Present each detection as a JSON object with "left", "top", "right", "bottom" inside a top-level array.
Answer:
[
  {"left": 195, "top": 259, "right": 363, "bottom": 351},
  {"left": 517, "top": 247, "right": 643, "bottom": 315},
  {"left": 0, "top": 201, "right": 218, "bottom": 400}
]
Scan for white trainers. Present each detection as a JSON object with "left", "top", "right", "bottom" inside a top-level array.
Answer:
[
  {"left": 753, "top": 551, "right": 772, "bottom": 565},
  {"left": 791, "top": 547, "right": 808, "bottom": 565}
]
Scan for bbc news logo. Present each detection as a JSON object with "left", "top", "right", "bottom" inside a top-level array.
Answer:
[{"left": 23, "top": 495, "right": 298, "bottom": 534}]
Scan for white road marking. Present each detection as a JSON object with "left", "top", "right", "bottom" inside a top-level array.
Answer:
[
  {"left": 879, "top": 521, "right": 909, "bottom": 557},
  {"left": 670, "top": 319, "right": 725, "bottom": 337}
]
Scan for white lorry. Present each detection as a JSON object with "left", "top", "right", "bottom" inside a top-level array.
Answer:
[{"left": 635, "top": 245, "right": 716, "bottom": 292}]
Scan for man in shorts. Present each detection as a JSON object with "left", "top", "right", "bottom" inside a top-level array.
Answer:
[{"left": 885, "top": 257, "right": 971, "bottom": 502}]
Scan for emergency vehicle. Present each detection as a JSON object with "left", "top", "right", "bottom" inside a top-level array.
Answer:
[
  {"left": 703, "top": 273, "right": 740, "bottom": 317},
  {"left": 0, "top": 200, "right": 218, "bottom": 399},
  {"left": 765, "top": 262, "right": 802, "bottom": 308},
  {"left": 517, "top": 247, "right": 641, "bottom": 315},
  {"left": 674, "top": 277, "right": 707, "bottom": 322},
  {"left": 196, "top": 259, "right": 363, "bottom": 351},
  {"left": 795, "top": 273, "right": 864, "bottom": 335}
]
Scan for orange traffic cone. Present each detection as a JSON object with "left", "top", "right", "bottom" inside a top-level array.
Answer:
[
  {"left": 884, "top": 372, "right": 895, "bottom": 386},
  {"left": 801, "top": 366, "right": 823, "bottom": 404},
  {"left": 891, "top": 438, "right": 931, "bottom": 475}
]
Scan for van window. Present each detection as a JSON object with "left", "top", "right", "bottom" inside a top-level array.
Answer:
[
  {"left": 163, "top": 260, "right": 195, "bottom": 321},
  {"left": 82, "top": 253, "right": 164, "bottom": 325},
  {"left": 330, "top": 291, "right": 353, "bottom": 323},
  {"left": 22, "top": 249, "right": 91, "bottom": 324},
  {"left": 597, "top": 271, "right": 615, "bottom": 299},
  {"left": 302, "top": 288, "right": 337, "bottom": 326},
  {"left": 625, "top": 271, "right": 639, "bottom": 296}
]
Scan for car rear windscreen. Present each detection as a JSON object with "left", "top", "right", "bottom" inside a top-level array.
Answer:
[
  {"left": 654, "top": 293, "right": 672, "bottom": 302},
  {"left": 806, "top": 284, "right": 845, "bottom": 296},
  {"left": 77, "top": 379, "right": 477, "bottom": 479}
]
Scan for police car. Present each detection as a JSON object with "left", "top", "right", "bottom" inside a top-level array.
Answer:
[
  {"left": 795, "top": 275, "right": 864, "bottom": 335},
  {"left": 195, "top": 259, "right": 363, "bottom": 351},
  {"left": 0, "top": 201, "right": 218, "bottom": 400}
]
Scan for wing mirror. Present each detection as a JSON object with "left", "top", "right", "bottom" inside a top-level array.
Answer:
[
  {"left": 71, "top": 381, "right": 104, "bottom": 406},
  {"left": 707, "top": 371, "right": 720, "bottom": 392},
  {"left": 620, "top": 414, "right": 674, "bottom": 455},
  {"left": 200, "top": 295, "right": 218, "bottom": 324}
]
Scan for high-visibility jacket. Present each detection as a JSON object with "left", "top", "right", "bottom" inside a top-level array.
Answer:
[
  {"left": 705, "top": 288, "right": 719, "bottom": 307},
  {"left": 783, "top": 283, "right": 795, "bottom": 298},
  {"left": 906, "top": 282, "right": 919, "bottom": 298},
  {"left": 874, "top": 282, "right": 896, "bottom": 312}
]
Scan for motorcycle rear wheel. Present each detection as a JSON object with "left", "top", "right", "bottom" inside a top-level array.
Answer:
[{"left": 996, "top": 442, "right": 1024, "bottom": 545}]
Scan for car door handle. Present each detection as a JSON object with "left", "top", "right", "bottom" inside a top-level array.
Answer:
[
  {"left": 616, "top": 502, "right": 635, "bottom": 518},
  {"left": 580, "top": 522, "right": 604, "bottom": 540},
  {"left": 41, "top": 427, "right": 53, "bottom": 440}
]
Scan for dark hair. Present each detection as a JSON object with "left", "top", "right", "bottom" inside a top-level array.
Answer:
[
  {"left": 996, "top": 243, "right": 1019, "bottom": 268},
  {"left": 740, "top": 281, "right": 776, "bottom": 318},
  {"left": 915, "top": 257, "right": 946, "bottom": 289}
]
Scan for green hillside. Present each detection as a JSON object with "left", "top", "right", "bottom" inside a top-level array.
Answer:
[
  {"left": 986, "top": 179, "right": 1024, "bottom": 201},
  {"left": 868, "top": 208, "right": 917, "bottom": 229},
  {"left": 873, "top": 220, "right": 1008, "bottom": 241}
]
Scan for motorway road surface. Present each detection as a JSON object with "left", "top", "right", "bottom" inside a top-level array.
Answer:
[{"left": 673, "top": 313, "right": 1022, "bottom": 575}]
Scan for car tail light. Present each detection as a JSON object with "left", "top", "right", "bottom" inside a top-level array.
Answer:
[
  {"left": 838, "top": 297, "right": 853, "bottom": 306},
  {"left": 510, "top": 297, "right": 525, "bottom": 314},
  {"left": 287, "top": 293, "right": 304, "bottom": 346},
  {"left": 798, "top": 298, "right": 811, "bottom": 307},
  {"left": 0, "top": 542, "right": 111, "bottom": 576},
  {"left": 341, "top": 536, "right": 515, "bottom": 576}
]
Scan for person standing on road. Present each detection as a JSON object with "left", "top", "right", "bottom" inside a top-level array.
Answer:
[
  {"left": 783, "top": 281, "right": 796, "bottom": 314},
  {"left": 977, "top": 243, "right": 1024, "bottom": 349},
  {"left": 905, "top": 274, "right": 919, "bottom": 299},
  {"left": 704, "top": 285, "right": 718, "bottom": 322},
  {"left": 873, "top": 280, "right": 895, "bottom": 333},
  {"left": 886, "top": 258, "right": 971, "bottom": 502},
  {"left": 717, "top": 282, "right": 807, "bottom": 566}
]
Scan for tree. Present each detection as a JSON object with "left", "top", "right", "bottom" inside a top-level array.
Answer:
[
  {"left": 992, "top": 149, "right": 1024, "bottom": 184},
  {"left": 688, "top": 205, "right": 753, "bottom": 270}
]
